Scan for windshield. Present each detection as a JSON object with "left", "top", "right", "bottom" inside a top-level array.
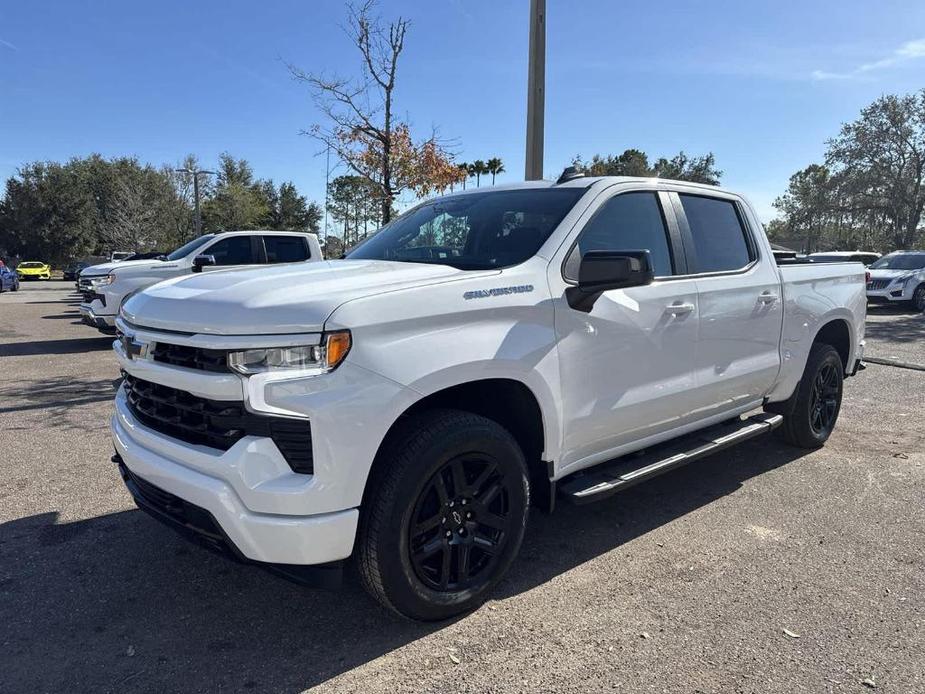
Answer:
[
  {"left": 869, "top": 253, "right": 925, "bottom": 270},
  {"left": 19, "top": 262, "right": 45, "bottom": 268},
  {"left": 347, "top": 188, "right": 586, "bottom": 269},
  {"left": 166, "top": 234, "right": 214, "bottom": 261}
]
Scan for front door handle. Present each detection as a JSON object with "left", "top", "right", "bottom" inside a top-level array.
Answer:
[
  {"left": 667, "top": 302, "right": 695, "bottom": 315},
  {"left": 758, "top": 291, "right": 779, "bottom": 304}
]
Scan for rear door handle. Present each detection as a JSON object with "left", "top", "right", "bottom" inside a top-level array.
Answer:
[
  {"left": 667, "top": 302, "right": 695, "bottom": 315},
  {"left": 758, "top": 291, "right": 779, "bottom": 304}
]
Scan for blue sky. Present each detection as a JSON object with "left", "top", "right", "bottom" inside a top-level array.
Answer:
[{"left": 1, "top": 0, "right": 924, "bottom": 223}]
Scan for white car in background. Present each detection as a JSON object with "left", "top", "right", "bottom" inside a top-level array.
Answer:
[
  {"left": 79, "top": 231, "right": 323, "bottom": 333},
  {"left": 865, "top": 251, "right": 925, "bottom": 311}
]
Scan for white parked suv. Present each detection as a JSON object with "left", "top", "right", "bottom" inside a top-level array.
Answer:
[
  {"left": 111, "top": 175, "right": 866, "bottom": 620},
  {"left": 79, "top": 231, "right": 323, "bottom": 333},
  {"left": 865, "top": 250, "right": 925, "bottom": 311}
]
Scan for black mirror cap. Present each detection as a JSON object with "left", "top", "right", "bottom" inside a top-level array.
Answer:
[
  {"left": 192, "top": 254, "right": 216, "bottom": 272},
  {"left": 567, "top": 250, "right": 655, "bottom": 312}
]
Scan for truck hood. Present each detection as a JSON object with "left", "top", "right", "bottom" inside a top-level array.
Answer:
[
  {"left": 81, "top": 259, "right": 174, "bottom": 276},
  {"left": 122, "top": 260, "right": 490, "bottom": 335}
]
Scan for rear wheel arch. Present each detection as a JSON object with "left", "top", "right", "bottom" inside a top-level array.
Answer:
[{"left": 813, "top": 318, "right": 852, "bottom": 371}]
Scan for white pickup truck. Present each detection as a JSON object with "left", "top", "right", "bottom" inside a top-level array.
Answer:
[
  {"left": 110, "top": 175, "right": 866, "bottom": 620},
  {"left": 78, "top": 230, "right": 323, "bottom": 333}
]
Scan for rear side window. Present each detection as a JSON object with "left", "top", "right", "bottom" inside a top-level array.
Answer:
[
  {"left": 679, "top": 195, "right": 753, "bottom": 273},
  {"left": 264, "top": 236, "right": 309, "bottom": 263},
  {"left": 205, "top": 236, "right": 256, "bottom": 266},
  {"left": 566, "top": 192, "right": 674, "bottom": 279}
]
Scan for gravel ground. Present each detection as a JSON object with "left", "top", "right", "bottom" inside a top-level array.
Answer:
[{"left": 1, "top": 282, "right": 923, "bottom": 694}]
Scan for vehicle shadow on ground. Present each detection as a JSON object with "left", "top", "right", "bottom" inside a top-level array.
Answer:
[
  {"left": 41, "top": 311, "right": 82, "bottom": 320},
  {"left": 0, "top": 437, "right": 808, "bottom": 693},
  {"left": 864, "top": 311, "right": 924, "bottom": 344},
  {"left": 0, "top": 336, "right": 113, "bottom": 357},
  {"left": 0, "top": 375, "right": 119, "bottom": 416},
  {"left": 25, "top": 299, "right": 82, "bottom": 305}
]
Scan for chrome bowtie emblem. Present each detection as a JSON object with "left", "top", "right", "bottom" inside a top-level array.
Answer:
[
  {"left": 452, "top": 510, "right": 462, "bottom": 525},
  {"left": 122, "top": 334, "right": 146, "bottom": 360}
]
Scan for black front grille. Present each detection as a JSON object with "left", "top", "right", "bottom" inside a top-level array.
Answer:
[
  {"left": 122, "top": 373, "right": 313, "bottom": 473},
  {"left": 867, "top": 279, "right": 890, "bottom": 291},
  {"left": 81, "top": 290, "right": 106, "bottom": 306},
  {"left": 152, "top": 342, "right": 229, "bottom": 373}
]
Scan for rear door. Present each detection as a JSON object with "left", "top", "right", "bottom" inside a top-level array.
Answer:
[
  {"left": 550, "top": 186, "right": 701, "bottom": 470},
  {"left": 261, "top": 235, "right": 312, "bottom": 264},
  {"left": 671, "top": 191, "right": 782, "bottom": 420}
]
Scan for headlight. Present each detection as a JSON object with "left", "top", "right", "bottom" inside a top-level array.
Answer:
[
  {"left": 228, "top": 331, "right": 351, "bottom": 375},
  {"left": 89, "top": 274, "right": 115, "bottom": 286}
]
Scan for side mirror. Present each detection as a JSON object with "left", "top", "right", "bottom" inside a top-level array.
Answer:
[
  {"left": 192, "top": 254, "right": 216, "bottom": 272},
  {"left": 566, "top": 249, "right": 654, "bottom": 312}
]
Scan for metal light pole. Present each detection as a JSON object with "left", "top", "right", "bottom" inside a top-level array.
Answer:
[
  {"left": 174, "top": 168, "right": 216, "bottom": 236},
  {"left": 525, "top": 0, "right": 546, "bottom": 181},
  {"left": 322, "top": 145, "right": 331, "bottom": 242}
]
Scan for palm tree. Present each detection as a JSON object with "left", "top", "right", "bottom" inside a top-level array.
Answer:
[
  {"left": 487, "top": 157, "right": 505, "bottom": 185},
  {"left": 457, "top": 162, "right": 469, "bottom": 190},
  {"left": 471, "top": 160, "right": 487, "bottom": 187}
]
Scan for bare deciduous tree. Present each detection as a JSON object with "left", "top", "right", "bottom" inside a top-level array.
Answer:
[
  {"left": 289, "top": 1, "right": 406, "bottom": 224},
  {"left": 103, "top": 175, "right": 161, "bottom": 252}
]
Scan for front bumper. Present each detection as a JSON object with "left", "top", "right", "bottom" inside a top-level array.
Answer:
[
  {"left": 112, "top": 389, "right": 359, "bottom": 565},
  {"left": 866, "top": 283, "right": 911, "bottom": 303},
  {"left": 114, "top": 453, "right": 343, "bottom": 586},
  {"left": 78, "top": 304, "right": 117, "bottom": 333}
]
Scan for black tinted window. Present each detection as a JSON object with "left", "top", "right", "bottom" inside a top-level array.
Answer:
[
  {"left": 206, "top": 236, "right": 255, "bottom": 266},
  {"left": 680, "top": 195, "right": 752, "bottom": 273},
  {"left": 567, "top": 192, "right": 673, "bottom": 278},
  {"left": 264, "top": 236, "right": 309, "bottom": 263}
]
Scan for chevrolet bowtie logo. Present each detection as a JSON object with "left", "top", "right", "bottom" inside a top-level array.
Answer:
[{"left": 121, "top": 334, "right": 146, "bottom": 360}]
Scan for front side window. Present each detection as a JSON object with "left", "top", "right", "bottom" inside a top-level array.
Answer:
[
  {"left": 347, "top": 188, "right": 585, "bottom": 269},
  {"left": 679, "top": 195, "right": 753, "bottom": 273},
  {"left": 167, "top": 234, "right": 214, "bottom": 261},
  {"left": 205, "top": 236, "right": 256, "bottom": 266},
  {"left": 565, "top": 192, "right": 674, "bottom": 279},
  {"left": 264, "top": 236, "right": 309, "bottom": 263}
]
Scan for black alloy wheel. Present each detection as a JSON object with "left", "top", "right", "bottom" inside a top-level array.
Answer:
[
  {"left": 408, "top": 455, "right": 512, "bottom": 592},
  {"left": 809, "top": 361, "right": 841, "bottom": 437}
]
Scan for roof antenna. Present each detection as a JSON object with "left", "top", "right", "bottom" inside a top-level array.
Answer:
[{"left": 556, "top": 166, "right": 585, "bottom": 184}]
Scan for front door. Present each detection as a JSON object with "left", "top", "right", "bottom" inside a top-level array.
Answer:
[
  {"left": 199, "top": 235, "right": 260, "bottom": 272},
  {"left": 551, "top": 188, "right": 701, "bottom": 472}
]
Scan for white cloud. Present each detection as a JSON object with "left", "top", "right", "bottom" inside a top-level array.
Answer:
[
  {"left": 812, "top": 38, "right": 925, "bottom": 80},
  {"left": 0, "top": 38, "right": 18, "bottom": 51}
]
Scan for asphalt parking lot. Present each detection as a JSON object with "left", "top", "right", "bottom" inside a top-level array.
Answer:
[{"left": 1, "top": 281, "right": 923, "bottom": 694}]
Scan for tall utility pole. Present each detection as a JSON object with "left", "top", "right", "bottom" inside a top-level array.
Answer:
[
  {"left": 524, "top": 0, "right": 546, "bottom": 181},
  {"left": 322, "top": 145, "right": 331, "bottom": 241},
  {"left": 174, "top": 168, "right": 216, "bottom": 236}
]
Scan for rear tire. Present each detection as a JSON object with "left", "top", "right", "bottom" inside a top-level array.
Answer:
[
  {"left": 357, "top": 409, "right": 530, "bottom": 621},
  {"left": 774, "top": 343, "right": 844, "bottom": 449}
]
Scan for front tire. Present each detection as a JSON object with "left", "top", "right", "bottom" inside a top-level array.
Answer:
[
  {"left": 911, "top": 284, "right": 925, "bottom": 312},
  {"left": 774, "top": 343, "right": 844, "bottom": 448},
  {"left": 357, "top": 409, "right": 530, "bottom": 621}
]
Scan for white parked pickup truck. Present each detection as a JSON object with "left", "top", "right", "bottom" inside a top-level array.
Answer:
[
  {"left": 111, "top": 175, "right": 866, "bottom": 620},
  {"left": 78, "top": 231, "right": 323, "bottom": 333}
]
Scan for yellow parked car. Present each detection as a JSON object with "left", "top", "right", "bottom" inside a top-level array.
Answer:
[{"left": 16, "top": 261, "right": 52, "bottom": 280}]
